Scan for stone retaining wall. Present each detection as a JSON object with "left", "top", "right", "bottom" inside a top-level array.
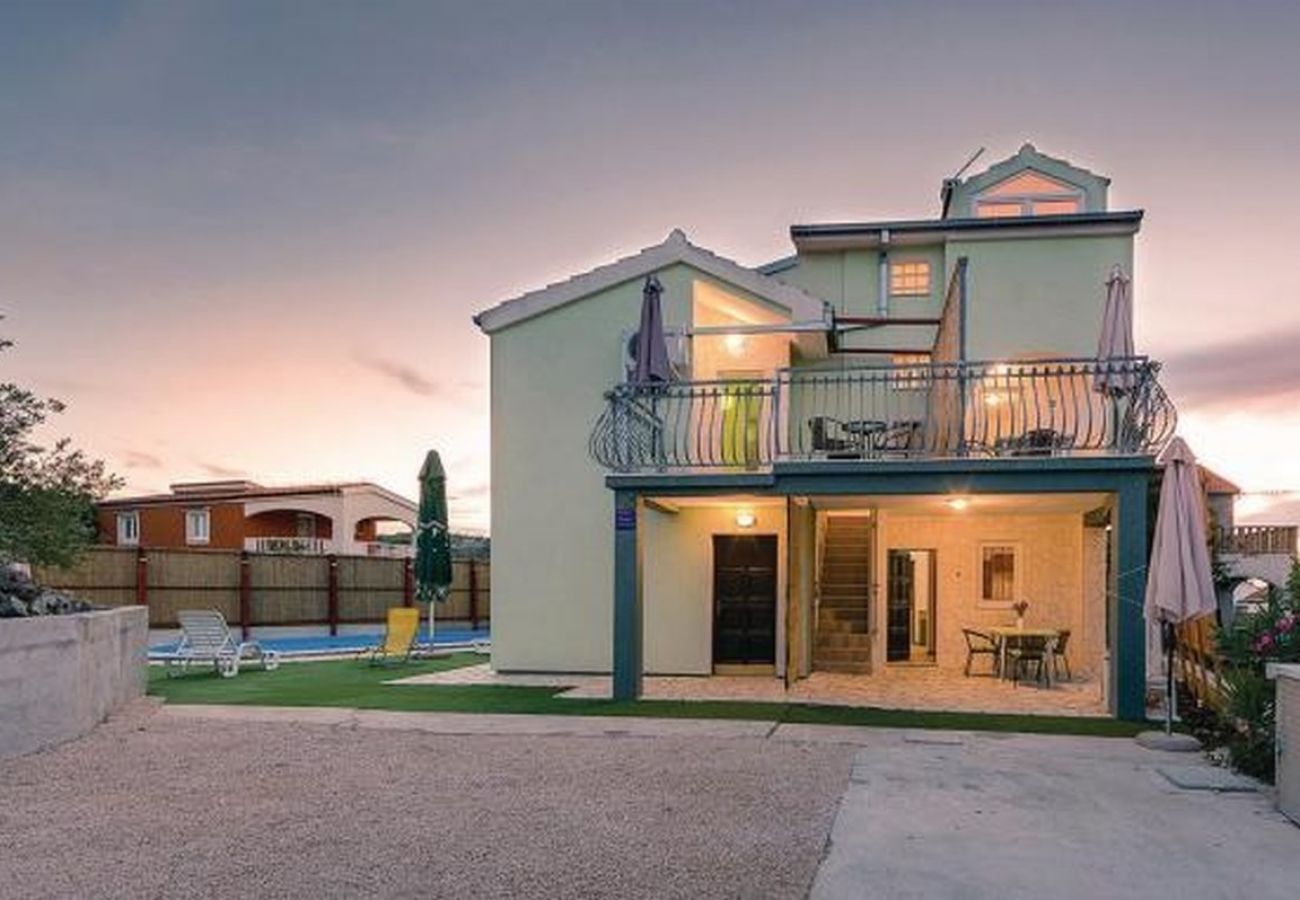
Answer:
[{"left": 0, "top": 606, "right": 148, "bottom": 757}]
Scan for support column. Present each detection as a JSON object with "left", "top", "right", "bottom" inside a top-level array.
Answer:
[
  {"left": 1112, "top": 473, "right": 1149, "bottom": 721},
  {"left": 612, "top": 489, "right": 642, "bottom": 701}
]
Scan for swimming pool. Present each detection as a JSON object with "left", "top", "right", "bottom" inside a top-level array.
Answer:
[{"left": 148, "top": 626, "right": 490, "bottom": 659}]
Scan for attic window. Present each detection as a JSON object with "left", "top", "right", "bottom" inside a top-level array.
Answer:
[{"left": 974, "top": 169, "right": 1083, "bottom": 218}]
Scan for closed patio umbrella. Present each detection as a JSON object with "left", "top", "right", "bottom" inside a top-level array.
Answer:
[
  {"left": 632, "top": 274, "right": 672, "bottom": 384},
  {"left": 1094, "top": 267, "right": 1136, "bottom": 446},
  {"left": 1145, "top": 437, "right": 1218, "bottom": 733},
  {"left": 415, "top": 449, "right": 453, "bottom": 647}
]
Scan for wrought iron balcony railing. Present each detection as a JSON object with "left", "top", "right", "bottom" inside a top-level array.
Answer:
[{"left": 589, "top": 357, "right": 1176, "bottom": 472}]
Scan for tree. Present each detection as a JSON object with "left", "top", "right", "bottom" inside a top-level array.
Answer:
[{"left": 0, "top": 324, "right": 121, "bottom": 567}]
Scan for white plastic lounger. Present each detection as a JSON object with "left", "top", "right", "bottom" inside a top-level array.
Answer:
[{"left": 163, "top": 609, "right": 281, "bottom": 678}]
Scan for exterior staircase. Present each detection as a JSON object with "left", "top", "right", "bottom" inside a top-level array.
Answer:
[{"left": 813, "top": 516, "right": 873, "bottom": 674}]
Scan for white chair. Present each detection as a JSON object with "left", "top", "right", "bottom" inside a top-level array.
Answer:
[{"left": 163, "top": 609, "right": 281, "bottom": 678}]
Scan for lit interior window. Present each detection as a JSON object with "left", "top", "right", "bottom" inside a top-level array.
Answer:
[
  {"left": 889, "top": 261, "right": 931, "bottom": 297},
  {"left": 981, "top": 544, "right": 1019, "bottom": 604},
  {"left": 973, "top": 168, "right": 1084, "bottom": 218},
  {"left": 892, "top": 353, "right": 931, "bottom": 390}
]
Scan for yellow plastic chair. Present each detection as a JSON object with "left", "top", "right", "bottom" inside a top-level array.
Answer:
[{"left": 362, "top": 607, "right": 421, "bottom": 666}]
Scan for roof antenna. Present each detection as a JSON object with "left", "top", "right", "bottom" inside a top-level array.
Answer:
[{"left": 950, "top": 146, "right": 986, "bottom": 182}]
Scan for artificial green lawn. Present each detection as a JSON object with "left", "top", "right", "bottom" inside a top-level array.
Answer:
[{"left": 147, "top": 653, "right": 1148, "bottom": 738}]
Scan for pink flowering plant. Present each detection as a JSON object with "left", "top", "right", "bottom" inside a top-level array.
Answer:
[{"left": 1209, "top": 561, "right": 1300, "bottom": 781}]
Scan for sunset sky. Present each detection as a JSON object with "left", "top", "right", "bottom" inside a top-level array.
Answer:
[{"left": 4, "top": 1, "right": 1300, "bottom": 533}]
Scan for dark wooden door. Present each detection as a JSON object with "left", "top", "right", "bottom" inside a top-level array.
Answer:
[
  {"left": 886, "top": 550, "right": 914, "bottom": 662},
  {"left": 713, "top": 535, "right": 777, "bottom": 665}
]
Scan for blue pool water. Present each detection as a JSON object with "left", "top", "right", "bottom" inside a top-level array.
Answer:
[{"left": 149, "top": 627, "right": 490, "bottom": 658}]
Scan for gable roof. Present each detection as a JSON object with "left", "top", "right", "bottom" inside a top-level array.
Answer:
[
  {"left": 1199, "top": 465, "right": 1241, "bottom": 497},
  {"left": 942, "top": 143, "right": 1111, "bottom": 218},
  {"left": 473, "top": 229, "right": 831, "bottom": 335},
  {"left": 99, "top": 481, "right": 415, "bottom": 511}
]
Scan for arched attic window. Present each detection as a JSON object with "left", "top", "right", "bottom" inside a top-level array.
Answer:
[{"left": 973, "top": 169, "right": 1084, "bottom": 218}]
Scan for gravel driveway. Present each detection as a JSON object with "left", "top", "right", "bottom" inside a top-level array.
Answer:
[{"left": 0, "top": 704, "right": 854, "bottom": 900}]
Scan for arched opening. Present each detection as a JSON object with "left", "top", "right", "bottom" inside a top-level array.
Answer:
[
  {"left": 1233, "top": 577, "right": 1271, "bottom": 613},
  {"left": 353, "top": 516, "right": 415, "bottom": 557},
  {"left": 243, "top": 509, "right": 335, "bottom": 554}
]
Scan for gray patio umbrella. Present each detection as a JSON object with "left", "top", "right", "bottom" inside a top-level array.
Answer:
[
  {"left": 415, "top": 450, "right": 453, "bottom": 646},
  {"left": 1094, "top": 267, "right": 1136, "bottom": 391},
  {"left": 1144, "top": 437, "right": 1217, "bottom": 733},
  {"left": 632, "top": 274, "right": 672, "bottom": 384},
  {"left": 1094, "top": 267, "right": 1136, "bottom": 448}
]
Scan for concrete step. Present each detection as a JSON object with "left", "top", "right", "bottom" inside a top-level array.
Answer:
[
  {"left": 815, "top": 632, "right": 872, "bottom": 650},
  {"left": 813, "top": 659, "right": 873, "bottom": 675},
  {"left": 817, "top": 620, "right": 870, "bottom": 637},
  {"left": 819, "top": 605, "right": 869, "bottom": 620},
  {"left": 812, "top": 648, "right": 872, "bottom": 670}
]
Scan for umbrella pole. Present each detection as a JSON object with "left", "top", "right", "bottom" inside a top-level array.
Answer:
[{"left": 1163, "top": 620, "right": 1175, "bottom": 735}]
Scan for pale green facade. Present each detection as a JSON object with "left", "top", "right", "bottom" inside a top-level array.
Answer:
[{"left": 478, "top": 145, "right": 1151, "bottom": 703}]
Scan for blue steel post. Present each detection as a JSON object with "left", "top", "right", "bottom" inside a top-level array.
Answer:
[
  {"left": 612, "top": 489, "right": 642, "bottom": 701},
  {"left": 1113, "top": 473, "right": 1149, "bottom": 720}
]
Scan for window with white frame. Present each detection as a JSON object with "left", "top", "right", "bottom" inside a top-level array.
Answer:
[
  {"left": 973, "top": 169, "right": 1083, "bottom": 218},
  {"left": 185, "top": 508, "right": 210, "bottom": 545},
  {"left": 979, "top": 542, "right": 1021, "bottom": 607},
  {"left": 116, "top": 511, "right": 140, "bottom": 546},
  {"left": 889, "top": 261, "right": 931, "bottom": 297}
]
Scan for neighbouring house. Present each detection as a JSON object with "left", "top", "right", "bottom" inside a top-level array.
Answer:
[
  {"left": 1203, "top": 470, "right": 1299, "bottom": 599},
  {"left": 475, "top": 143, "right": 1179, "bottom": 720},
  {"left": 97, "top": 480, "right": 417, "bottom": 557}
]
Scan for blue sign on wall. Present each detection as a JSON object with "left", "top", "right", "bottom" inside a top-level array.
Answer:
[{"left": 615, "top": 507, "right": 636, "bottom": 531}]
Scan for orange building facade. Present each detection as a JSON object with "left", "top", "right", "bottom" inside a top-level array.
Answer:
[{"left": 97, "top": 480, "right": 413, "bottom": 557}]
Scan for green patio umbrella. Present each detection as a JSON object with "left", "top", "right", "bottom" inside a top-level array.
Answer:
[{"left": 415, "top": 449, "right": 453, "bottom": 646}]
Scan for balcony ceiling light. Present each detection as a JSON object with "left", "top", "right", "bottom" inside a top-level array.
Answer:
[
  {"left": 724, "top": 333, "right": 746, "bottom": 355},
  {"left": 735, "top": 510, "right": 757, "bottom": 528},
  {"left": 946, "top": 497, "right": 970, "bottom": 511}
]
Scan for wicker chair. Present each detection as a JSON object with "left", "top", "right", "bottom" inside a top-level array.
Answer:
[
  {"left": 962, "top": 628, "right": 1001, "bottom": 677},
  {"left": 1004, "top": 633, "right": 1051, "bottom": 687},
  {"left": 1051, "top": 629, "right": 1072, "bottom": 682}
]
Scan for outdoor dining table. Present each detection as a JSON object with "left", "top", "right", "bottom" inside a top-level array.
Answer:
[{"left": 987, "top": 626, "right": 1062, "bottom": 687}]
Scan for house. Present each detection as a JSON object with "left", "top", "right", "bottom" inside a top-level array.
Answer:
[
  {"left": 1202, "top": 470, "right": 1299, "bottom": 598},
  {"left": 97, "top": 480, "right": 417, "bottom": 557},
  {"left": 474, "top": 144, "right": 1176, "bottom": 720}
]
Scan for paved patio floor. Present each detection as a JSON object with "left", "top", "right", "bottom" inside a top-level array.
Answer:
[{"left": 393, "top": 662, "right": 1108, "bottom": 716}]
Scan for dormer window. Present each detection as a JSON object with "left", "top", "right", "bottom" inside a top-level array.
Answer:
[{"left": 973, "top": 169, "right": 1083, "bottom": 218}]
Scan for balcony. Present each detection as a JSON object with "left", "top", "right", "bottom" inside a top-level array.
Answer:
[
  {"left": 589, "top": 357, "right": 1176, "bottom": 473},
  {"left": 1216, "top": 525, "right": 1298, "bottom": 556},
  {"left": 244, "top": 536, "right": 330, "bottom": 555}
]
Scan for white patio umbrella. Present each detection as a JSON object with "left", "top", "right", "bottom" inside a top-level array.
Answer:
[
  {"left": 1094, "top": 267, "right": 1136, "bottom": 446},
  {"left": 1144, "top": 437, "right": 1218, "bottom": 732}
]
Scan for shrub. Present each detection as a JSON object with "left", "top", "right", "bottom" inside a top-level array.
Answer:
[{"left": 1211, "top": 566, "right": 1300, "bottom": 782}]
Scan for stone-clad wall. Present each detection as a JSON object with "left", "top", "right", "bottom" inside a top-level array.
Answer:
[
  {"left": 0, "top": 607, "right": 148, "bottom": 758},
  {"left": 876, "top": 513, "right": 1106, "bottom": 676}
]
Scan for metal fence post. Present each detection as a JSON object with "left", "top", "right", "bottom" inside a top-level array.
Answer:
[
  {"left": 327, "top": 554, "right": 339, "bottom": 636},
  {"left": 135, "top": 547, "right": 149, "bottom": 624},
  {"left": 239, "top": 551, "right": 252, "bottom": 641},
  {"left": 468, "top": 559, "right": 479, "bottom": 630}
]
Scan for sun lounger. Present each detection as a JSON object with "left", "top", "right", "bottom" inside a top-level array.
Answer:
[
  {"left": 163, "top": 609, "right": 280, "bottom": 678},
  {"left": 361, "top": 607, "right": 421, "bottom": 666}
]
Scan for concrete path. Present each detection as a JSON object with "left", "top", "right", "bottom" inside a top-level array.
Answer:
[
  {"left": 812, "top": 730, "right": 1298, "bottom": 900},
  {"left": 6, "top": 703, "right": 1295, "bottom": 898},
  {"left": 163, "top": 703, "right": 899, "bottom": 745}
]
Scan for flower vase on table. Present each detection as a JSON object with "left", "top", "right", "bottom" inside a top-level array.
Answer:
[{"left": 1012, "top": 601, "right": 1029, "bottom": 631}]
